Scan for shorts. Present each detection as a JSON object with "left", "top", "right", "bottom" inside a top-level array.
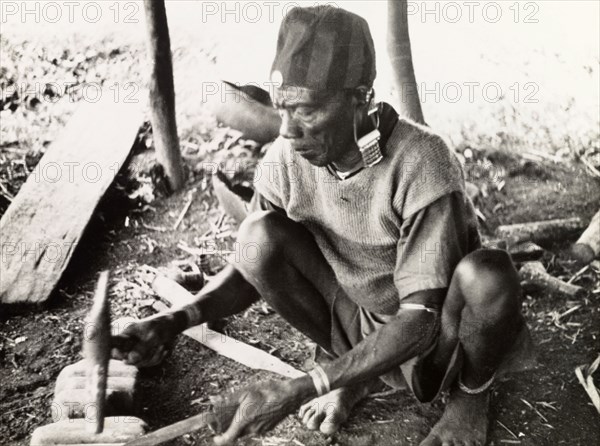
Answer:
[{"left": 323, "top": 286, "right": 536, "bottom": 403}]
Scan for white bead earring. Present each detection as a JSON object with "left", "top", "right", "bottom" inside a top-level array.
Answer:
[{"left": 354, "top": 89, "right": 383, "bottom": 167}]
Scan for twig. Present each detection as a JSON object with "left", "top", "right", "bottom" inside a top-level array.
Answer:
[
  {"left": 141, "top": 221, "right": 168, "bottom": 232},
  {"left": 0, "top": 181, "right": 14, "bottom": 201},
  {"left": 214, "top": 230, "right": 233, "bottom": 240},
  {"left": 558, "top": 305, "right": 581, "bottom": 320},
  {"left": 568, "top": 265, "right": 589, "bottom": 284},
  {"left": 209, "top": 211, "right": 226, "bottom": 234},
  {"left": 216, "top": 211, "right": 226, "bottom": 229},
  {"left": 537, "top": 401, "right": 558, "bottom": 411},
  {"left": 575, "top": 355, "right": 600, "bottom": 414},
  {"left": 497, "top": 420, "right": 518, "bottom": 439},
  {"left": 523, "top": 149, "right": 560, "bottom": 163},
  {"left": 177, "top": 242, "right": 204, "bottom": 256},
  {"left": 580, "top": 155, "right": 600, "bottom": 178},
  {"left": 570, "top": 327, "right": 582, "bottom": 344},
  {"left": 173, "top": 189, "right": 196, "bottom": 230},
  {"left": 369, "top": 388, "right": 401, "bottom": 399},
  {"left": 520, "top": 398, "right": 548, "bottom": 422}
]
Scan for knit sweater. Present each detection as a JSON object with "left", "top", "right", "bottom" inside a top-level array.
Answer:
[{"left": 254, "top": 117, "right": 474, "bottom": 314}]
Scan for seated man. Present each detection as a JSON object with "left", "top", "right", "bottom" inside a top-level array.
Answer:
[{"left": 112, "top": 6, "right": 533, "bottom": 446}]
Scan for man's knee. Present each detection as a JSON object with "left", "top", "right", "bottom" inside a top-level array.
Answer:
[
  {"left": 454, "top": 249, "right": 521, "bottom": 318},
  {"left": 239, "top": 211, "right": 277, "bottom": 244},
  {"left": 236, "top": 211, "right": 290, "bottom": 265}
]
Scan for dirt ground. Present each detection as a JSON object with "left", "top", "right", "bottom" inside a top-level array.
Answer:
[{"left": 1, "top": 133, "right": 600, "bottom": 446}]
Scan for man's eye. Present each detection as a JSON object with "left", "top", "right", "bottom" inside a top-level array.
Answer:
[{"left": 295, "top": 107, "right": 315, "bottom": 117}]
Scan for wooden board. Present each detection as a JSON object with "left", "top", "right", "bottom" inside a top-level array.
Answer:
[
  {"left": 0, "top": 96, "right": 143, "bottom": 303},
  {"left": 152, "top": 275, "right": 304, "bottom": 379}
]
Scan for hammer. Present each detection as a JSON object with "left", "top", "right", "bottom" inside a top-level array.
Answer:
[{"left": 30, "top": 271, "right": 149, "bottom": 445}]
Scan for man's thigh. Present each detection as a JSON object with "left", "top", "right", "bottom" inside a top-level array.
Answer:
[{"left": 236, "top": 211, "right": 338, "bottom": 293}]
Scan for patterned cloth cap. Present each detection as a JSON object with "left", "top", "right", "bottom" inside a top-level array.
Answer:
[{"left": 271, "top": 6, "right": 376, "bottom": 91}]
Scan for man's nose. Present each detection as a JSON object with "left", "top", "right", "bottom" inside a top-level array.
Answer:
[{"left": 279, "top": 111, "right": 303, "bottom": 139}]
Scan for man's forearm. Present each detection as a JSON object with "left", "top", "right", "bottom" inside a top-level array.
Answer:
[
  {"left": 171, "top": 264, "right": 261, "bottom": 332},
  {"left": 292, "top": 308, "right": 439, "bottom": 400},
  {"left": 326, "top": 309, "right": 437, "bottom": 388}
]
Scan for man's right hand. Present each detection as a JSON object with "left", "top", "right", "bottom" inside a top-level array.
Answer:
[{"left": 111, "top": 313, "right": 180, "bottom": 367}]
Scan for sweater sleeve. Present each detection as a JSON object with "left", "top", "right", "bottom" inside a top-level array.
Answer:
[
  {"left": 395, "top": 133, "right": 466, "bottom": 219},
  {"left": 254, "top": 138, "right": 287, "bottom": 209},
  {"left": 247, "top": 190, "right": 287, "bottom": 215},
  {"left": 393, "top": 191, "right": 481, "bottom": 300}
]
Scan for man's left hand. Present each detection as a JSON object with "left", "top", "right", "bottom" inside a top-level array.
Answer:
[{"left": 209, "top": 378, "right": 310, "bottom": 445}]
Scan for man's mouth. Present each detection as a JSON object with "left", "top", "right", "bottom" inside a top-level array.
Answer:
[{"left": 292, "top": 147, "right": 313, "bottom": 156}]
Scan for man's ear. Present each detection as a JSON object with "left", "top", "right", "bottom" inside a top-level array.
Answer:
[{"left": 352, "top": 86, "right": 373, "bottom": 108}]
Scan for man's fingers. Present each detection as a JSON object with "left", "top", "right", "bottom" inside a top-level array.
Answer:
[
  {"left": 111, "top": 347, "right": 125, "bottom": 360},
  {"left": 111, "top": 335, "right": 137, "bottom": 361},
  {"left": 125, "top": 350, "right": 142, "bottom": 365},
  {"left": 111, "top": 334, "right": 136, "bottom": 352},
  {"left": 144, "top": 345, "right": 167, "bottom": 367},
  {"left": 213, "top": 406, "right": 246, "bottom": 446},
  {"left": 298, "top": 403, "right": 308, "bottom": 418}
]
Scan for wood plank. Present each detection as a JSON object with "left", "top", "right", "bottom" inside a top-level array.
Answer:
[{"left": 0, "top": 96, "right": 143, "bottom": 303}]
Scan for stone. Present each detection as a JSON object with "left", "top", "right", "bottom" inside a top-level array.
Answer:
[
  {"left": 30, "top": 416, "right": 147, "bottom": 445},
  {"left": 52, "top": 378, "right": 137, "bottom": 421},
  {"left": 52, "top": 360, "right": 138, "bottom": 421}
]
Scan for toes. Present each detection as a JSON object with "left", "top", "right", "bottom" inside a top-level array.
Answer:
[
  {"left": 298, "top": 402, "right": 311, "bottom": 419},
  {"left": 319, "top": 417, "right": 342, "bottom": 435},
  {"left": 300, "top": 406, "right": 314, "bottom": 425},
  {"left": 111, "top": 347, "right": 124, "bottom": 360},
  {"left": 318, "top": 404, "right": 344, "bottom": 435},
  {"left": 305, "top": 410, "right": 324, "bottom": 431},
  {"left": 300, "top": 405, "right": 321, "bottom": 431}
]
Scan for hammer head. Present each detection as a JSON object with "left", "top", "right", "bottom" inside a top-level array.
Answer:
[{"left": 82, "top": 270, "right": 111, "bottom": 434}]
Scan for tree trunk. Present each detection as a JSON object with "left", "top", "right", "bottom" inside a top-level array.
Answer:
[
  {"left": 519, "top": 261, "right": 584, "bottom": 298},
  {"left": 143, "top": 0, "right": 185, "bottom": 192},
  {"left": 387, "top": 0, "right": 425, "bottom": 124},
  {"left": 571, "top": 210, "right": 600, "bottom": 264},
  {"left": 496, "top": 218, "right": 586, "bottom": 247}
]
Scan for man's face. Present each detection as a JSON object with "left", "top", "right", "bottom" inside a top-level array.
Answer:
[{"left": 272, "top": 86, "right": 356, "bottom": 167}]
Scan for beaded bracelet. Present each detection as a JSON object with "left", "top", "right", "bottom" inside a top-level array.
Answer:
[
  {"left": 458, "top": 372, "right": 495, "bottom": 395},
  {"left": 307, "top": 364, "right": 331, "bottom": 397}
]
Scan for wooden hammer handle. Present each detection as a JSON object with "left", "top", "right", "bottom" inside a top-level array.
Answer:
[
  {"left": 83, "top": 270, "right": 111, "bottom": 434},
  {"left": 124, "top": 412, "right": 209, "bottom": 446}
]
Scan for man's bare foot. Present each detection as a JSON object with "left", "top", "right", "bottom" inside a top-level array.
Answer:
[
  {"left": 420, "top": 388, "right": 490, "bottom": 446},
  {"left": 298, "top": 383, "right": 372, "bottom": 435}
]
